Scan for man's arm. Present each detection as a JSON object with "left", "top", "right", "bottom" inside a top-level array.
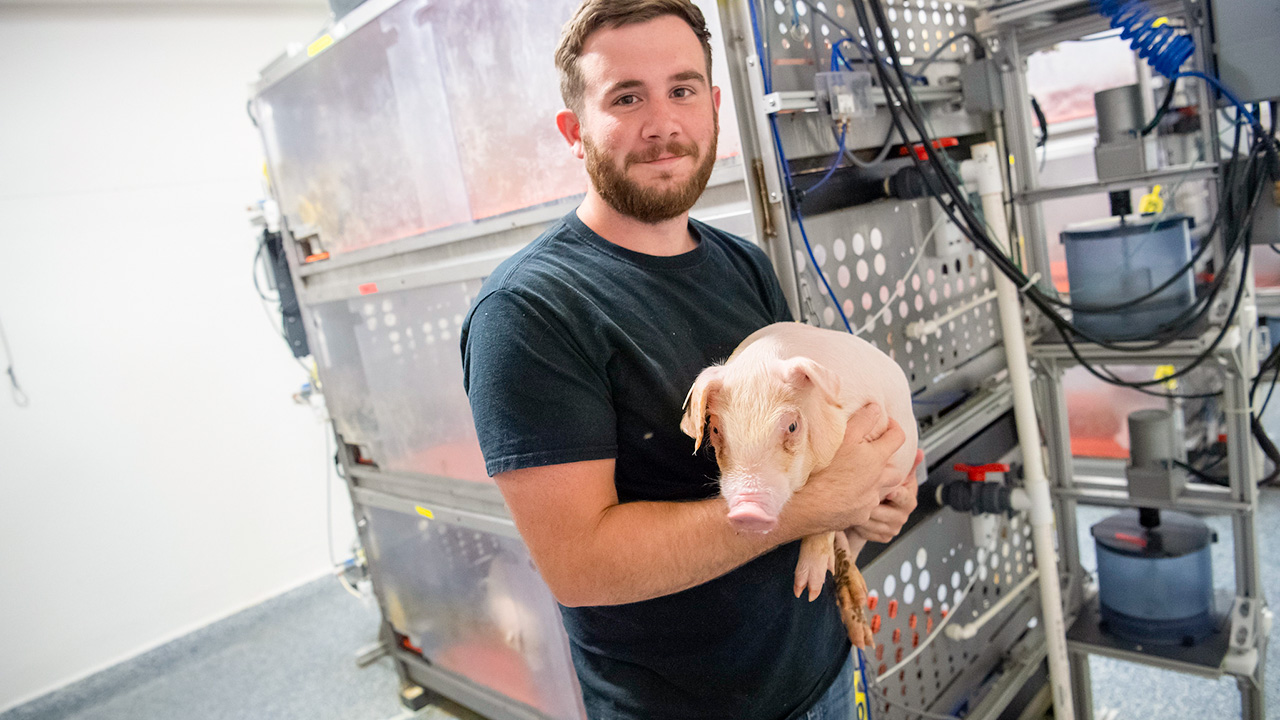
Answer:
[{"left": 496, "top": 405, "right": 905, "bottom": 608}]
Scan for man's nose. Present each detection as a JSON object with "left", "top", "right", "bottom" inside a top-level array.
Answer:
[{"left": 641, "top": 98, "right": 682, "bottom": 141}]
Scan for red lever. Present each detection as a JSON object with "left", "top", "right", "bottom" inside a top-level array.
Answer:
[{"left": 954, "top": 463, "right": 1010, "bottom": 482}]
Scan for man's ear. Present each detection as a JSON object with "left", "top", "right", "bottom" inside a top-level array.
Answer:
[
  {"left": 680, "top": 365, "right": 724, "bottom": 452},
  {"left": 556, "top": 109, "right": 585, "bottom": 160}
]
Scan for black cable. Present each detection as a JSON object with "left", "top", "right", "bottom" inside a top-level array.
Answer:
[
  {"left": 1030, "top": 96, "right": 1048, "bottom": 148},
  {"left": 912, "top": 31, "right": 983, "bottom": 76},
  {"left": 1139, "top": 79, "right": 1178, "bottom": 136}
]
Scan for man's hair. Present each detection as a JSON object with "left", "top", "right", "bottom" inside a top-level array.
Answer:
[{"left": 555, "top": 0, "right": 713, "bottom": 114}]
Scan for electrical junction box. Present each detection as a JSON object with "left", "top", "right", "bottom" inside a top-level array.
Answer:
[
  {"left": 1210, "top": 0, "right": 1280, "bottom": 103},
  {"left": 815, "top": 71, "right": 875, "bottom": 126},
  {"left": 928, "top": 203, "right": 967, "bottom": 258}
]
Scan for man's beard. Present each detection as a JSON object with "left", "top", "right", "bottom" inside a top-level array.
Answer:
[{"left": 583, "top": 118, "right": 719, "bottom": 225}]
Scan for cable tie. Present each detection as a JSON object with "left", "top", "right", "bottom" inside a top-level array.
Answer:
[{"left": 1018, "top": 273, "right": 1041, "bottom": 294}]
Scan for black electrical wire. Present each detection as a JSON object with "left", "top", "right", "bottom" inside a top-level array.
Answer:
[
  {"left": 1030, "top": 96, "right": 1048, "bottom": 149},
  {"left": 843, "top": 0, "right": 1272, "bottom": 396},
  {"left": 1139, "top": 79, "right": 1178, "bottom": 136},
  {"left": 912, "top": 30, "right": 983, "bottom": 76}
]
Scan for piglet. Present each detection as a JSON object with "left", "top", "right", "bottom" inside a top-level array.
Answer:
[{"left": 680, "top": 321, "right": 918, "bottom": 646}]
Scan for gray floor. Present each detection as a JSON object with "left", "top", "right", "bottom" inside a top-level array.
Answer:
[{"left": 3, "top": 467, "right": 1278, "bottom": 720}]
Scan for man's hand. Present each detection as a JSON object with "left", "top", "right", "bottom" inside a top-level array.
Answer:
[
  {"left": 782, "top": 404, "right": 906, "bottom": 539},
  {"left": 852, "top": 449, "right": 922, "bottom": 543}
]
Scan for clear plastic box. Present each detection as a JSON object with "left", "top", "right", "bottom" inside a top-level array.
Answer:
[{"left": 814, "top": 70, "right": 876, "bottom": 125}]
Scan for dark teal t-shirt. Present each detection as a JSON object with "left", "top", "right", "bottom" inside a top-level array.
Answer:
[{"left": 460, "top": 210, "right": 850, "bottom": 720}]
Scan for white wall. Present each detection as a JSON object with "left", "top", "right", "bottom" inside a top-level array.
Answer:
[{"left": 0, "top": 3, "right": 358, "bottom": 711}]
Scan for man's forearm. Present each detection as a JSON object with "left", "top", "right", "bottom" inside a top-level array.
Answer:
[{"left": 555, "top": 497, "right": 779, "bottom": 607}]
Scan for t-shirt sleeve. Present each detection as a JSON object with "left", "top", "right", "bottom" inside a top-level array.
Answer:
[{"left": 462, "top": 289, "right": 617, "bottom": 476}]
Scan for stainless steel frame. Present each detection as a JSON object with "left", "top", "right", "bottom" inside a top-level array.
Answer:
[{"left": 982, "top": 0, "right": 1271, "bottom": 716}]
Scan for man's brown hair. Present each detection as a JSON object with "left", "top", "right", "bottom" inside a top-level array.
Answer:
[{"left": 554, "top": 0, "right": 714, "bottom": 113}]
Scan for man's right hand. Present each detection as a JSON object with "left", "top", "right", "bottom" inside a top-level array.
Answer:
[{"left": 782, "top": 403, "right": 906, "bottom": 539}]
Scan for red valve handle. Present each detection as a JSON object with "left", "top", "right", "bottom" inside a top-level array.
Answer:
[{"left": 953, "top": 463, "right": 1010, "bottom": 482}]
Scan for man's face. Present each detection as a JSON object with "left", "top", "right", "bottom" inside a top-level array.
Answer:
[{"left": 571, "top": 15, "right": 721, "bottom": 224}]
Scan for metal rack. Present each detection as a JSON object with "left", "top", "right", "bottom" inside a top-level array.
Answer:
[{"left": 980, "top": 0, "right": 1272, "bottom": 717}]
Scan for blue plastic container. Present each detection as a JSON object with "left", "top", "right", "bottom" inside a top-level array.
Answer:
[
  {"left": 1061, "top": 214, "right": 1195, "bottom": 340},
  {"left": 1092, "top": 510, "right": 1216, "bottom": 645}
]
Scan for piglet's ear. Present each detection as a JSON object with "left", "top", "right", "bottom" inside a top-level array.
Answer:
[
  {"left": 680, "top": 366, "right": 723, "bottom": 452},
  {"left": 781, "top": 356, "right": 842, "bottom": 407}
]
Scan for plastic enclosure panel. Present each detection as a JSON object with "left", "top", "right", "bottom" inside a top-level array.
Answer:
[
  {"left": 861, "top": 507, "right": 1038, "bottom": 718},
  {"left": 310, "top": 280, "right": 490, "bottom": 481},
  {"left": 254, "top": 0, "right": 743, "bottom": 258},
  {"left": 362, "top": 505, "right": 585, "bottom": 720},
  {"left": 791, "top": 199, "right": 1004, "bottom": 396}
]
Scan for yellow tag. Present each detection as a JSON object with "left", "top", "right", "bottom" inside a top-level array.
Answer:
[
  {"left": 1139, "top": 185, "right": 1165, "bottom": 214},
  {"left": 1154, "top": 365, "right": 1178, "bottom": 390},
  {"left": 1153, "top": 16, "right": 1169, "bottom": 28},
  {"left": 415, "top": 505, "right": 435, "bottom": 519},
  {"left": 307, "top": 34, "right": 334, "bottom": 57},
  {"left": 1008, "top": 154, "right": 1016, "bottom": 166},
  {"left": 853, "top": 655, "right": 869, "bottom": 718}
]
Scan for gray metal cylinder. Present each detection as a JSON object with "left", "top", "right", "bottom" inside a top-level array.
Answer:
[
  {"left": 1129, "top": 409, "right": 1175, "bottom": 468},
  {"left": 1094, "top": 85, "right": 1144, "bottom": 143}
]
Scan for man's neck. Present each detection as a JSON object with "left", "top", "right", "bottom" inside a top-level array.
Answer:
[{"left": 576, "top": 191, "right": 697, "bottom": 257}]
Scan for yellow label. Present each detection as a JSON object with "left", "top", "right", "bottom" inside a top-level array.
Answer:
[
  {"left": 1153, "top": 17, "right": 1169, "bottom": 28},
  {"left": 853, "top": 654, "right": 869, "bottom": 718},
  {"left": 307, "top": 34, "right": 334, "bottom": 57},
  {"left": 1008, "top": 154, "right": 1016, "bottom": 166},
  {"left": 1154, "top": 365, "right": 1178, "bottom": 390},
  {"left": 415, "top": 505, "right": 435, "bottom": 519}
]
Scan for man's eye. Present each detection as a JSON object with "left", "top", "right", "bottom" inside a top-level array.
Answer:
[
  {"left": 672, "top": 87, "right": 694, "bottom": 98},
  {"left": 615, "top": 95, "right": 638, "bottom": 106}
]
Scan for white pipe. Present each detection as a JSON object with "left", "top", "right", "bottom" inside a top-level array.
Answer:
[
  {"left": 964, "top": 142, "right": 1076, "bottom": 720},
  {"left": 945, "top": 569, "right": 1040, "bottom": 641},
  {"left": 906, "top": 289, "right": 999, "bottom": 338}
]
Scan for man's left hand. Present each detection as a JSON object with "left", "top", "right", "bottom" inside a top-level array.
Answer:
[{"left": 851, "top": 449, "right": 922, "bottom": 543}]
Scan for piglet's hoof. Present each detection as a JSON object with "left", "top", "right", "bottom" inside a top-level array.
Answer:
[{"left": 833, "top": 544, "right": 874, "bottom": 648}]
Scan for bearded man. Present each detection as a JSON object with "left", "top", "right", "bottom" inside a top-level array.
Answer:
[{"left": 460, "top": 2, "right": 915, "bottom": 718}]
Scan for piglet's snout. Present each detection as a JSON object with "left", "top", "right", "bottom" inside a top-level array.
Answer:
[{"left": 722, "top": 477, "right": 784, "bottom": 533}]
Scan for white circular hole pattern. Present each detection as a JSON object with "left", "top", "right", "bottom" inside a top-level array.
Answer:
[
  {"left": 813, "top": 244, "right": 827, "bottom": 266},
  {"left": 852, "top": 232, "right": 866, "bottom": 255},
  {"left": 870, "top": 227, "right": 883, "bottom": 250},
  {"left": 823, "top": 307, "right": 835, "bottom": 327},
  {"left": 861, "top": 292, "right": 873, "bottom": 310},
  {"left": 951, "top": 570, "right": 962, "bottom": 588},
  {"left": 1002, "top": 541, "right": 1011, "bottom": 557},
  {"left": 878, "top": 285, "right": 890, "bottom": 304},
  {"left": 874, "top": 253, "right": 886, "bottom": 276},
  {"left": 963, "top": 559, "right": 974, "bottom": 576},
  {"left": 794, "top": 250, "right": 806, "bottom": 270},
  {"left": 903, "top": 584, "right": 916, "bottom": 604},
  {"left": 916, "top": 548, "right": 928, "bottom": 568},
  {"left": 796, "top": 0, "right": 807, "bottom": 15},
  {"left": 899, "top": 300, "right": 909, "bottom": 318},
  {"left": 918, "top": 569, "right": 931, "bottom": 591},
  {"left": 838, "top": 265, "right": 851, "bottom": 288},
  {"left": 937, "top": 585, "right": 948, "bottom": 602},
  {"left": 990, "top": 552, "right": 999, "bottom": 568},
  {"left": 977, "top": 548, "right": 986, "bottom": 565},
  {"left": 833, "top": 238, "right": 847, "bottom": 261},
  {"left": 842, "top": 299, "right": 854, "bottom": 318},
  {"left": 979, "top": 565, "right": 988, "bottom": 581},
  {"left": 774, "top": 0, "right": 786, "bottom": 14},
  {"left": 883, "top": 575, "right": 897, "bottom": 597},
  {"left": 900, "top": 561, "right": 913, "bottom": 583},
  {"left": 856, "top": 259, "right": 869, "bottom": 282}
]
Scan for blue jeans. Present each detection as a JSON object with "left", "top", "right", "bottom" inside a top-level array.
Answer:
[{"left": 802, "top": 651, "right": 857, "bottom": 720}]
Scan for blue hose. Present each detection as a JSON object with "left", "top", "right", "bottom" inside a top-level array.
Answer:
[{"left": 1092, "top": 0, "right": 1194, "bottom": 79}]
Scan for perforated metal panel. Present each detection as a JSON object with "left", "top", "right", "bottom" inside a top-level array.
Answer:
[
  {"left": 860, "top": 507, "right": 1039, "bottom": 717},
  {"left": 311, "top": 279, "right": 490, "bottom": 481},
  {"left": 792, "top": 199, "right": 1004, "bottom": 394}
]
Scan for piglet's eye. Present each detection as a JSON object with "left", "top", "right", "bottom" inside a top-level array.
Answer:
[
  {"left": 788, "top": 422, "right": 797, "bottom": 433},
  {"left": 712, "top": 427, "right": 719, "bottom": 434}
]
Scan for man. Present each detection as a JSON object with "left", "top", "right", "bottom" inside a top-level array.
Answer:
[{"left": 461, "top": 2, "right": 919, "bottom": 718}]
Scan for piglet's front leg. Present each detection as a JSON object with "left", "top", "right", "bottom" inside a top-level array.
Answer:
[
  {"left": 794, "top": 532, "right": 836, "bottom": 601},
  {"left": 833, "top": 530, "right": 874, "bottom": 647}
]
